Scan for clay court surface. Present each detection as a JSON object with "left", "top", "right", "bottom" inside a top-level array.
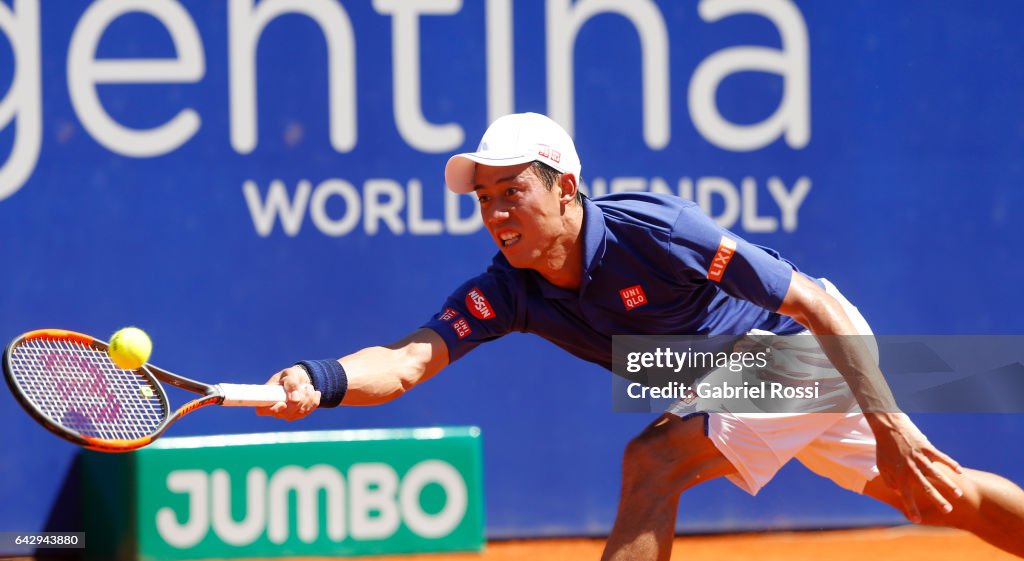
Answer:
[
  {"left": 342, "top": 527, "right": 1016, "bottom": 561},
  {"left": 8, "top": 526, "right": 1006, "bottom": 561}
]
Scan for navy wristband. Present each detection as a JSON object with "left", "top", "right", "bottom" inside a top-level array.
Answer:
[{"left": 295, "top": 359, "right": 348, "bottom": 408}]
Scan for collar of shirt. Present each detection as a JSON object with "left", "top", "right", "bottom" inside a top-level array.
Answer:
[{"left": 530, "top": 197, "right": 607, "bottom": 300}]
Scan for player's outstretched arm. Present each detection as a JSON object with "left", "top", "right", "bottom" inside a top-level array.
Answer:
[
  {"left": 256, "top": 328, "right": 450, "bottom": 421},
  {"left": 777, "top": 272, "right": 964, "bottom": 523}
]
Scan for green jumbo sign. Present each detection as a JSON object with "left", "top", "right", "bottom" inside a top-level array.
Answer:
[{"left": 81, "top": 427, "right": 484, "bottom": 560}]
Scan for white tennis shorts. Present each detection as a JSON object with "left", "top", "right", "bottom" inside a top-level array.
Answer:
[{"left": 666, "top": 279, "right": 920, "bottom": 495}]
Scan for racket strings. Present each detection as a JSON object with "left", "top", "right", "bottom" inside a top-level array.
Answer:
[{"left": 8, "top": 337, "right": 168, "bottom": 442}]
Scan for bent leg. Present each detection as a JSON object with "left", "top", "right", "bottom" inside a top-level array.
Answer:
[
  {"left": 601, "top": 413, "right": 737, "bottom": 561},
  {"left": 863, "top": 466, "right": 1024, "bottom": 557}
]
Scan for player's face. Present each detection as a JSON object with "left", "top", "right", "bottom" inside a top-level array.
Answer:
[{"left": 473, "top": 163, "right": 567, "bottom": 270}]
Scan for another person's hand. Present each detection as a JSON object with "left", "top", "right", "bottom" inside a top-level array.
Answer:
[
  {"left": 872, "top": 413, "right": 964, "bottom": 522},
  {"left": 256, "top": 365, "right": 321, "bottom": 421}
]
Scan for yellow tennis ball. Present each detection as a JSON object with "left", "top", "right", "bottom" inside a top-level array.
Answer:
[{"left": 108, "top": 327, "right": 152, "bottom": 370}]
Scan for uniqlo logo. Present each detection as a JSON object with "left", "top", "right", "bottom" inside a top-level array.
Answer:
[
  {"left": 465, "top": 287, "right": 495, "bottom": 320},
  {"left": 707, "top": 236, "right": 737, "bottom": 282},
  {"left": 452, "top": 318, "right": 472, "bottom": 339},
  {"left": 439, "top": 308, "right": 459, "bottom": 322},
  {"left": 619, "top": 285, "right": 648, "bottom": 311},
  {"left": 537, "top": 145, "right": 561, "bottom": 164}
]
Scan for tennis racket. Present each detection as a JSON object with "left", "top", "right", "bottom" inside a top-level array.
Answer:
[{"left": 2, "top": 328, "right": 287, "bottom": 452}]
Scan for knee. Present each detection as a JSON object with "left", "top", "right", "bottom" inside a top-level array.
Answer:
[
  {"left": 915, "top": 502, "right": 961, "bottom": 528},
  {"left": 912, "top": 472, "right": 981, "bottom": 529},
  {"left": 915, "top": 500, "right": 970, "bottom": 529},
  {"left": 621, "top": 431, "right": 667, "bottom": 476},
  {"left": 620, "top": 415, "right": 726, "bottom": 493},
  {"left": 620, "top": 432, "right": 680, "bottom": 495}
]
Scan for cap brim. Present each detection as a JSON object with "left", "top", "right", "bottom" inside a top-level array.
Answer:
[{"left": 444, "top": 152, "right": 537, "bottom": 194}]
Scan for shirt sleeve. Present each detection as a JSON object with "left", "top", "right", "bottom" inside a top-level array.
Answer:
[
  {"left": 668, "top": 204, "right": 798, "bottom": 311},
  {"left": 421, "top": 266, "right": 521, "bottom": 363}
]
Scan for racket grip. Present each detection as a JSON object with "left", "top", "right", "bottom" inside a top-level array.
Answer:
[{"left": 217, "top": 383, "right": 288, "bottom": 406}]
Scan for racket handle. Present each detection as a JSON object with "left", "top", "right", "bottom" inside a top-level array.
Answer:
[{"left": 217, "top": 383, "right": 288, "bottom": 406}]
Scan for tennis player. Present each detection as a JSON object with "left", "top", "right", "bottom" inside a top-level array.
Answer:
[{"left": 260, "top": 113, "right": 1024, "bottom": 560}]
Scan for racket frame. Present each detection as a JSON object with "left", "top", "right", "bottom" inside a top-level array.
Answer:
[{"left": 4, "top": 329, "right": 231, "bottom": 452}]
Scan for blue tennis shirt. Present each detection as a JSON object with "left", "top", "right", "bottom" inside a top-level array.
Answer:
[{"left": 423, "top": 193, "right": 809, "bottom": 371}]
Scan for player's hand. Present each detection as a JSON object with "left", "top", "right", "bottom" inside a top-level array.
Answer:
[
  {"left": 256, "top": 365, "right": 321, "bottom": 421},
  {"left": 872, "top": 413, "right": 964, "bottom": 523}
]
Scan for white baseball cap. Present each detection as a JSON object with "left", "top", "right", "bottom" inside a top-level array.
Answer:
[{"left": 444, "top": 112, "right": 583, "bottom": 194}]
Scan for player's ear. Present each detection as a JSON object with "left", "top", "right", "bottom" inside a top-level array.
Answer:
[{"left": 558, "top": 173, "right": 578, "bottom": 205}]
